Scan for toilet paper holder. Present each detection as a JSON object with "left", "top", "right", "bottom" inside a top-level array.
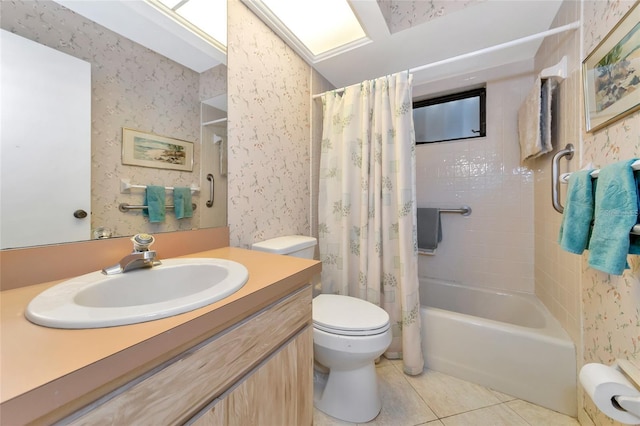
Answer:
[{"left": 615, "top": 359, "right": 640, "bottom": 416}]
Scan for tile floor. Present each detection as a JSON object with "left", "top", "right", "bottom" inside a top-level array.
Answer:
[{"left": 314, "top": 358, "right": 580, "bottom": 426}]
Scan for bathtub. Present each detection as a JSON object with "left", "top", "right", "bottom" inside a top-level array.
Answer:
[{"left": 419, "top": 277, "right": 577, "bottom": 416}]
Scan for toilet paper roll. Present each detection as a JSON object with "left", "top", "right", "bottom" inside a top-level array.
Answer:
[{"left": 580, "top": 363, "right": 640, "bottom": 425}]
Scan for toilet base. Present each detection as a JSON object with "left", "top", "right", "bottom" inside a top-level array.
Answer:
[{"left": 314, "top": 362, "right": 381, "bottom": 423}]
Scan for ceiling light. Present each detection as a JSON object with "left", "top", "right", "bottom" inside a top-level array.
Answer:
[
  {"left": 258, "top": 0, "right": 366, "bottom": 56},
  {"left": 152, "top": 0, "right": 226, "bottom": 47}
]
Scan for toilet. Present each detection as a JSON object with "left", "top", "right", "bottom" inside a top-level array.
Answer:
[{"left": 252, "top": 235, "right": 392, "bottom": 423}]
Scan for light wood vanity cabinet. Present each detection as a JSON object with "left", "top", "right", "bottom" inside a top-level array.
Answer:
[
  {"left": 190, "top": 327, "right": 313, "bottom": 426},
  {"left": 66, "top": 286, "right": 313, "bottom": 425}
]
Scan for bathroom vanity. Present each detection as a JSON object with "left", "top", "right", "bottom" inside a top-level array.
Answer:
[{"left": 0, "top": 246, "right": 320, "bottom": 425}]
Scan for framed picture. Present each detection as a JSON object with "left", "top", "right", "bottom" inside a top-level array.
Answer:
[
  {"left": 582, "top": 2, "right": 640, "bottom": 133},
  {"left": 122, "top": 128, "right": 194, "bottom": 172}
]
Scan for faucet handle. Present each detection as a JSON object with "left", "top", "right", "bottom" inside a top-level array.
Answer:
[{"left": 132, "top": 233, "right": 155, "bottom": 252}]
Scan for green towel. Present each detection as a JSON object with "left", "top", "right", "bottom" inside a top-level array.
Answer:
[
  {"left": 588, "top": 159, "right": 639, "bottom": 275},
  {"left": 143, "top": 185, "right": 166, "bottom": 223},
  {"left": 558, "top": 169, "right": 595, "bottom": 254},
  {"left": 173, "top": 187, "right": 193, "bottom": 219}
]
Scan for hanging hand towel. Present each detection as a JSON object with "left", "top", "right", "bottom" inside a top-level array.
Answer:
[
  {"left": 143, "top": 185, "right": 166, "bottom": 223},
  {"left": 540, "top": 78, "right": 556, "bottom": 153},
  {"left": 518, "top": 77, "right": 555, "bottom": 163},
  {"left": 173, "top": 187, "right": 193, "bottom": 219},
  {"left": 417, "top": 208, "right": 442, "bottom": 254},
  {"left": 558, "top": 169, "right": 595, "bottom": 254},
  {"left": 588, "top": 159, "right": 639, "bottom": 275}
]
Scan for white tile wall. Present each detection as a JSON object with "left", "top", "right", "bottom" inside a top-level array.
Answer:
[{"left": 416, "top": 75, "right": 535, "bottom": 293}]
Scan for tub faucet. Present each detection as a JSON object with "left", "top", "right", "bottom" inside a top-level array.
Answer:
[{"left": 102, "top": 233, "right": 160, "bottom": 275}]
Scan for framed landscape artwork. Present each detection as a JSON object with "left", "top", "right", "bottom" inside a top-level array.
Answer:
[
  {"left": 582, "top": 2, "right": 640, "bottom": 132},
  {"left": 122, "top": 128, "right": 194, "bottom": 172}
]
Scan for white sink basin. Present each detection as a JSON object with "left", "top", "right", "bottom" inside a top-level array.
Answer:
[{"left": 25, "top": 258, "right": 249, "bottom": 329}]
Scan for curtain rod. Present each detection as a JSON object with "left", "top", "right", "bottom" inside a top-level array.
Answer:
[{"left": 312, "top": 21, "right": 580, "bottom": 100}]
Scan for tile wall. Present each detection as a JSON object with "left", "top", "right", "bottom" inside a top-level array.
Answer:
[
  {"left": 531, "top": 0, "right": 582, "bottom": 346},
  {"left": 415, "top": 76, "right": 535, "bottom": 293},
  {"left": 533, "top": 1, "right": 640, "bottom": 424}
]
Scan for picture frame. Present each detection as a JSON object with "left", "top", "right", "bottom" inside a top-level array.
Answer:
[
  {"left": 582, "top": 1, "right": 640, "bottom": 133},
  {"left": 122, "top": 128, "right": 194, "bottom": 172}
]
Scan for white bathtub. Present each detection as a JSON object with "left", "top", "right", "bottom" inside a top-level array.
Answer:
[{"left": 419, "top": 277, "right": 577, "bottom": 416}]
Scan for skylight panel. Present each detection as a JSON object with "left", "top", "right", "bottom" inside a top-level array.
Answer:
[{"left": 260, "top": 0, "right": 366, "bottom": 55}]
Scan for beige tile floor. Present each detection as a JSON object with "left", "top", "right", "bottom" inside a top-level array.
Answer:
[{"left": 314, "top": 358, "right": 580, "bottom": 426}]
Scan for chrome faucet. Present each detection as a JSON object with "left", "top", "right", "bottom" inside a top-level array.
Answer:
[{"left": 102, "top": 233, "right": 160, "bottom": 275}]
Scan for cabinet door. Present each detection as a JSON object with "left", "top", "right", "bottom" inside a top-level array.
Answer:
[
  {"left": 190, "top": 399, "right": 226, "bottom": 426},
  {"left": 198, "top": 326, "right": 312, "bottom": 426}
]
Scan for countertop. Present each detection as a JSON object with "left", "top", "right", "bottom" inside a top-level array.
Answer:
[{"left": 0, "top": 247, "right": 321, "bottom": 425}]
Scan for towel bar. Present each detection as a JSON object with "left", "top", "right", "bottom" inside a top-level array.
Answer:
[
  {"left": 439, "top": 206, "right": 472, "bottom": 216},
  {"left": 557, "top": 160, "right": 640, "bottom": 236},
  {"left": 119, "top": 203, "right": 197, "bottom": 212},
  {"left": 560, "top": 160, "right": 640, "bottom": 183},
  {"left": 120, "top": 179, "right": 200, "bottom": 194}
]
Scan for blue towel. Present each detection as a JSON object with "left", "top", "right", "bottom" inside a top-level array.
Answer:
[
  {"left": 417, "top": 208, "right": 442, "bottom": 251},
  {"left": 558, "top": 169, "right": 595, "bottom": 254},
  {"left": 588, "top": 159, "right": 639, "bottom": 275},
  {"left": 143, "top": 185, "right": 166, "bottom": 223},
  {"left": 173, "top": 187, "right": 193, "bottom": 219}
]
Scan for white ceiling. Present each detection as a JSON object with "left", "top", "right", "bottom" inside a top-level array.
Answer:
[
  {"left": 55, "top": 0, "right": 566, "bottom": 90},
  {"left": 279, "top": 0, "right": 566, "bottom": 89},
  {"left": 54, "top": 0, "right": 226, "bottom": 73}
]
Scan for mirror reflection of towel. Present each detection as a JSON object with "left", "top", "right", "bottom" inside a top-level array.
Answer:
[
  {"left": 173, "top": 187, "right": 193, "bottom": 219},
  {"left": 143, "top": 186, "right": 166, "bottom": 223},
  {"left": 417, "top": 208, "right": 442, "bottom": 251}
]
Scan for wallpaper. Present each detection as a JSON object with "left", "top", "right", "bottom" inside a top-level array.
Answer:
[
  {"left": 533, "top": 1, "right": 640, "bottom": 424},
  {"left": 376, "top": 0, "right": 485, "bottom": 34},
  {"left": 1, "top": 0, "right": 226, "bottom": 239},
  {"left": 581, "top": 1, "right": 640, "bottom": 424},
  {"left": 227, "top": 0, "right": 311, "bottom": 248}
]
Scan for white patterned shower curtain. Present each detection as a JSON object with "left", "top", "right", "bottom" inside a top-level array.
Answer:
[{"left": 318, "top": 72, "right": 424, "bottom": 375}]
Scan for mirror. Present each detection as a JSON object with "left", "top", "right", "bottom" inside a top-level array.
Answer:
[{"left": 0, "top": 0, "right": 227, "bottom": 249}]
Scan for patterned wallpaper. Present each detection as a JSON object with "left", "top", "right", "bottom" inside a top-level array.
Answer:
[
  {"left": 581, "top": 1, "right": 640, "bottom": 425},
  {"left": 227, "top": 0, "right": 311, "bottom": 248},
  {"left": 376, "top": 0, "right": 485, "bottom": 34},
  {"left": 1, "top": 0, "right": 226, "bottom": 239},
  {"left": 533, "top": 1, "right": 639, "bottom": 424}
]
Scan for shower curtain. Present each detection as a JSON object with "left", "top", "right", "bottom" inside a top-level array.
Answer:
[{"left": 318, "top": 71, "right": 424, "bottom": 375}]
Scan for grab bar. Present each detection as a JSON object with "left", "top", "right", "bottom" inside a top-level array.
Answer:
[
  {"left": 206, "top": 173, "right": 214, "bottom": 208},
  {"left": 551, "top": 144, "right": 574, "bottom": 213},
  {"left": 440, "top": 206, "right": 472, "bottom": 216}
]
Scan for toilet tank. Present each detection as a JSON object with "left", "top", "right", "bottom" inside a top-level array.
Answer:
[{"left": 251, "top": 235, "right": 317, "bottom": 259}]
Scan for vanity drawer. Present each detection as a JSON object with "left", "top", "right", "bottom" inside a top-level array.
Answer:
[{"left": 65, "top": 285, "right": 312, "bottom": 425}]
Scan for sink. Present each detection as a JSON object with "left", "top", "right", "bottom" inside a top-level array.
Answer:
[{"left": 25, "top": 258, "right": 249, "bottom": 329}]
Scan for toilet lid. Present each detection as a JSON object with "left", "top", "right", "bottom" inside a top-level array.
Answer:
[{"left": 313, "top": 294, "right": 390, "bottom": 336}]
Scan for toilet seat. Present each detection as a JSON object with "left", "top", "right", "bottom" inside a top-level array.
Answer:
[{"left": 313, "top": 294, "right": 390, "bottom": 336}]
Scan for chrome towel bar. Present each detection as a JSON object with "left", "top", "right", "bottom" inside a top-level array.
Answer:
[
  {"left": 119, "top": 203, "right": 197, "bottom": 212},
  {"left": 558, "top": 159, "right": 640, "bottom": 236},
  {"left": 439, "top": 206, "right": 472, "bottom": 216},
  {"left": 560, "top": 160, "right": 640, "bottom": 183}
]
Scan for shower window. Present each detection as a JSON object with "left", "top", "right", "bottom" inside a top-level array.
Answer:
[{"left": 413, "top": 87, "right": 486, "bottom": 144}]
